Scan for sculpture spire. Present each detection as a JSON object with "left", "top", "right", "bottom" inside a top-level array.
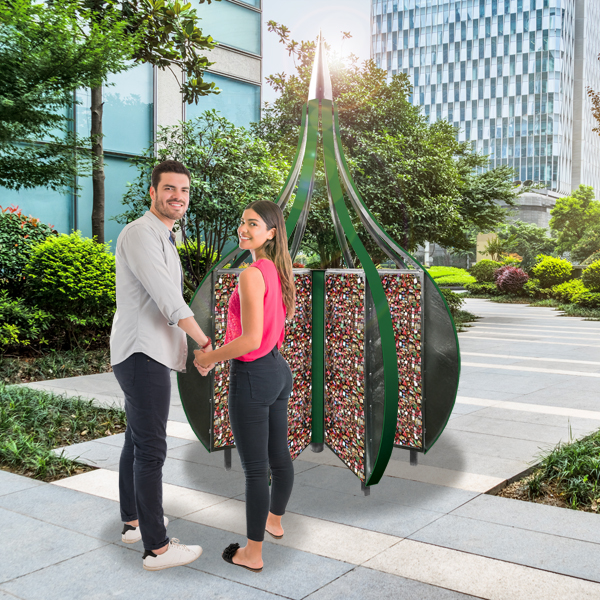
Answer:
[{"left": 307, "top": 31, "right": 333, "bottom": 101}]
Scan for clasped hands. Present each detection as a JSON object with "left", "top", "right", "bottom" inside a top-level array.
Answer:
[{"left": 193, "top": 343, "right": 215, "bottom": 377}]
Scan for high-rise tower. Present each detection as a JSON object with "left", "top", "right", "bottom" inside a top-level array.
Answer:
[{"left": 371, "top": 0, "right": 600, "bottom": 195}]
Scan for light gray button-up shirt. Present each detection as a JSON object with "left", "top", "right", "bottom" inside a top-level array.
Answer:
[{"left": 110, "top": 211, "right": 194, "bottom": 371}]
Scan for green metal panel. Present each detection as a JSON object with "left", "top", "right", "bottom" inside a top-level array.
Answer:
[
  {"left": 311, "top": 270, "right": 325, "bottom": 446},
  {"left": 321, "top": 100, "right": 399, "bottom": 487}
]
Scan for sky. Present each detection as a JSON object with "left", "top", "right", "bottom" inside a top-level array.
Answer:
[{"left": 261, "top": 0, "right": 372, "bottom": 105}]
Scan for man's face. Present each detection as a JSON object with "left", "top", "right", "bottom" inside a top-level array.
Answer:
[{"left": 149, "top": 173, "right": 190, "bottom": 222}]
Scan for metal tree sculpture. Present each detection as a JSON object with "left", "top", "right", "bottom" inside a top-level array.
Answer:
[{"left": 178, "top": 35, "right": 460, "bottom": 491}]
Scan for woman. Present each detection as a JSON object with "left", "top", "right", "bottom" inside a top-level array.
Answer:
[{"left": 194, "top": 200, "right": 296, "bottom": 573}]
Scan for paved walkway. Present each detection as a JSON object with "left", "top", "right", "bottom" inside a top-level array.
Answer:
[{"left": 2, "top": 298, "right": 600, "bottom": 599}]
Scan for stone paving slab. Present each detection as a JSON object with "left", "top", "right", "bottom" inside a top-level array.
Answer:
[
  {"left": 0, "top": 470, "right": 45, "bottom": 497},
  {"left": 0, "top": 484, "right": 124, "bottom": 544},
  {"left": 304, "top": 566, "right": 479, "bottom": 600},
  {"left": 167, "top": 518, "right": 355, "bottom": 600},
  {"left": 286, "top": 482, "right": 443, "bottom": 538},
  {"left": 52, "top": 440, "right": 123, "bottom": 469},
  {"left": 293, "top": 464, "right": 478, "bottom": 513},
  {"left": 451, "top": 494, "right": 600, "bottom": 545},
  {"left": 409, "top": 514, "right": 600, "bottom": 583},
  {"left": 0, "top": 544, "right": 278, "bottom": 600},
  {"left": 0, "top": 507, "right": 107, "bottom": 584}
]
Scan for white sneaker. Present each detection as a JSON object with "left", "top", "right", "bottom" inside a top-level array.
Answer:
[
  {"left": 142, "top": 538, "right": 203, "bottom": 571},
  {"left": 121, "top": 517, "right": 169, "bottom": 544}
]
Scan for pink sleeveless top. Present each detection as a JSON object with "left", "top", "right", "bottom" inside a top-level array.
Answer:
[{"left": 224, "top": 259, "right": 286, "bottom": 362}]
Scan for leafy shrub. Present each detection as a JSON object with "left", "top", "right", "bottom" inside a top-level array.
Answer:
[
  {"left": 177, "top": 240, "right": 219, "bottom": 290},
  {"left": 573, "top": 291, "right": 600, "bottom": 308},
  {"left": 469, "top": 259, "right": 502, "bottom": 283},
  {"left": 23, "top": 232, "right": 115, "bottom": 346},
  {"left": 439, "top": 288, "right": 464, "bottom": 316},
  {"left": 523, "top": 278, "right": 553, "bottom": 299},
  {"left": 501, "top": 256, "right": 522, "bottom": 267},
  {"left": 532, "top": 256, "right": 573, "bottom": 288},
  {"left": 552, "top": 279, "right": 586, "bottom": 303},
  {"left": 495, "top": 266, "right": 529, "bottom": 293},
  {"left": 0, "top": 205, "right": 57, "bottom": 296},
  {"left": 583, "top": 250, "right": 600, "bottom": 266},
  {"left": 464, "top": 282, "right": 502, "bottom": 296},
  {"left": 0, "top": 291, "right": 53, "bottom": 351},
  {"left": 582, "top": 260, "right": 600, "bottom": 292}
]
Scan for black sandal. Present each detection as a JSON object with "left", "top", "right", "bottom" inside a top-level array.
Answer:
[
  {"left": 222, "top": 543, "right": 263, "bottom": 573},
  {"left": 265, "top": 528, "right": 283, "bottom": 540}
]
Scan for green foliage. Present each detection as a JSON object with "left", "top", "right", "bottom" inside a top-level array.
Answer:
[
  {"left": 582, "top": 261, "right": 600, "bottom": 292},
  {"left": 464, "top": 281, "right": 502, "bottom": 296},
  {"left": 496, "top": 220, "right": 557, "bottom": 271},
  {"left": 573, "top": 291, "right": 600, "bottom": 309},
  {"left": 0, "top": 291, "right": 53, "bottom": 351},
  {"left": 0, "top": 0, "right": 137, "bottom": 190},
  {"left": 523, "top": 278, "right": 553, "bottom": 299},
  {"left": 470, "top": 259, "right": 501, "bottom": 283},
  {"left": 0, "top": 205, "right": 57, "bottom": 295},
  {"left": 0, "top": 384, "right": 126, "bottom": 480},
  {"left": 439, "top": 288, "right": 464, "bottom": 316},
  {"left": 551, "top": 279, "right": 587, "bottom": 304},
  {"left": 527, "top": 428, "right": 600, "bottom": 511},
  {"left": 532, "top": 256, "right": 573, "bottom": 288},
  {"left": 500, "top": 256, "right": 522, "bottom": 267},
  {"left": 549, "top": 185, "right": 600, "bottom": 254},
  {"left": 1, "top": 348, "right": 111, "bottom": 385},
  {"left": 258, "top": 24, "right": 519, "bottom": 265},
  {"left": 583, "top": 250, "right": 600, "bottom": 266},
  {"left": 571, "top": 224, "right": 600, "bottom": 265},
  {"left": 119, "top": 112, "right": 289, "bottom": 287},
  {"left": 23, "top": 232, "right": 115, "bottom": 346}
]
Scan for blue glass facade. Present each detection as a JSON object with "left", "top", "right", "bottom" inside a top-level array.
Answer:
[{"left": 371, "top": 0, "right": 579, "bottom": 194}]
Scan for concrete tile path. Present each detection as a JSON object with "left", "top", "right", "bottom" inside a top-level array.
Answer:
[{"left": 2, "top": 298, "right": 600, "bottom": 598}]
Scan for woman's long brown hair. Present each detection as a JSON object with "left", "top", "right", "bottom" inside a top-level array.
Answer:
[{"left": 245, "top": 200, "right": 296, "bottom": 319}]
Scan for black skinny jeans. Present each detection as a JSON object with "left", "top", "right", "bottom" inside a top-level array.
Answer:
[
  {"left": 113, "top": 353, "right": 170, "bottom": 551},
  {"left": 228, "top": 347, "right": 294, "bottom": 542}
]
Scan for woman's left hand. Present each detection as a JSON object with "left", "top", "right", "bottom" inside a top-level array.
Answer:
[{"left": 194, "top": 348, "right": 214, "bottom": 368}]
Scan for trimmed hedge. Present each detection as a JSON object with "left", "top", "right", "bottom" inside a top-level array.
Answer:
[
  {"left": 532, "top": 256, "right": 573, "bottom": 288},
  {"left": 23, "top": 232, "right": 116, "bottom": 345}
]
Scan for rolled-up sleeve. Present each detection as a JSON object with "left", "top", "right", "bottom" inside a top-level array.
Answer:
[{"left": 120, "top": 225, "right": 194, "bottom": 326}]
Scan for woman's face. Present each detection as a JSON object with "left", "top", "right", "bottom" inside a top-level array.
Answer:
[{"left": 238, "top": 209, "right": 276, "bottom": 252}]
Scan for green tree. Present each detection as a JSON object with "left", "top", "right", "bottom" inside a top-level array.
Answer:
[
  {"left": 496, "top": 220, "right": 557, "bottom": 271},
  {"left": 258, "top": 23, "right": 518, "bottom": 265},
  {"left": 1, "top": 0, "right": 221, "bottom": 244},
  {"left": 117, "top": 111, "right": 289, "bottom": 289},
  {"left": 571, "top": 223, "right": 600, "bottom": 264},
  {"left": 0, "top": 0, "right": 133, "bottom": 190},
  {"left": 549, "top": 185, "right": 600, "bottom": 254}
]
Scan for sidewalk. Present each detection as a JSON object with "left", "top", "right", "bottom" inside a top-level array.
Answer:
[{"left": 2, "top": 298, "right": 600, "bottom": 599}]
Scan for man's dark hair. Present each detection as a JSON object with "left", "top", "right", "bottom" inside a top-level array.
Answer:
[{"left": 151, "top": 160, "right": 191, "bottom": 190}]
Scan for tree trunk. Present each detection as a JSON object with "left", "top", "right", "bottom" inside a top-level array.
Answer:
[{"left": 91, "top": 84, "right": 105, "bottom": 243}]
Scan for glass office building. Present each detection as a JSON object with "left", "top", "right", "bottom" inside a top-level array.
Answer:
[
  {"left": 2, "top": 0, "right": 262, "bottom": 245},
  {"left": 371, "top": 0, "right": 600, "bottom": 195}
]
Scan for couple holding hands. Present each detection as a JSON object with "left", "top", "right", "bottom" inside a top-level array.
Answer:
[{"left": 110, "top": 160, "right": 295, "bottom": 572}]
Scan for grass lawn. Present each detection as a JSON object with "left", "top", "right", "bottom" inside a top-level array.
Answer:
[
  {"left": 1, "top": 347, "right": 112, "bottom": 385},
  {"left": 0, "top": 384, "right": 126, "bottom": 481},
  {"left": 498, "top": 428, "right": 600, "bottom": 513}
]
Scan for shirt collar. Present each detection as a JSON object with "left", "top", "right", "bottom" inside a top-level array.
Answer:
[{"left": 143, "top": 211, "right": 176, "bottom": 243}]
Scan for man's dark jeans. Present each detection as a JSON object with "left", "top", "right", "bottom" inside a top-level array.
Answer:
[{"left": 113, "top": 353, "right": 170, "bottom": 551}]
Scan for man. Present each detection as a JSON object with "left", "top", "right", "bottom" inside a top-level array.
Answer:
[{"left": 111, "top": 160, "right": 212, "bottom": 571}]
